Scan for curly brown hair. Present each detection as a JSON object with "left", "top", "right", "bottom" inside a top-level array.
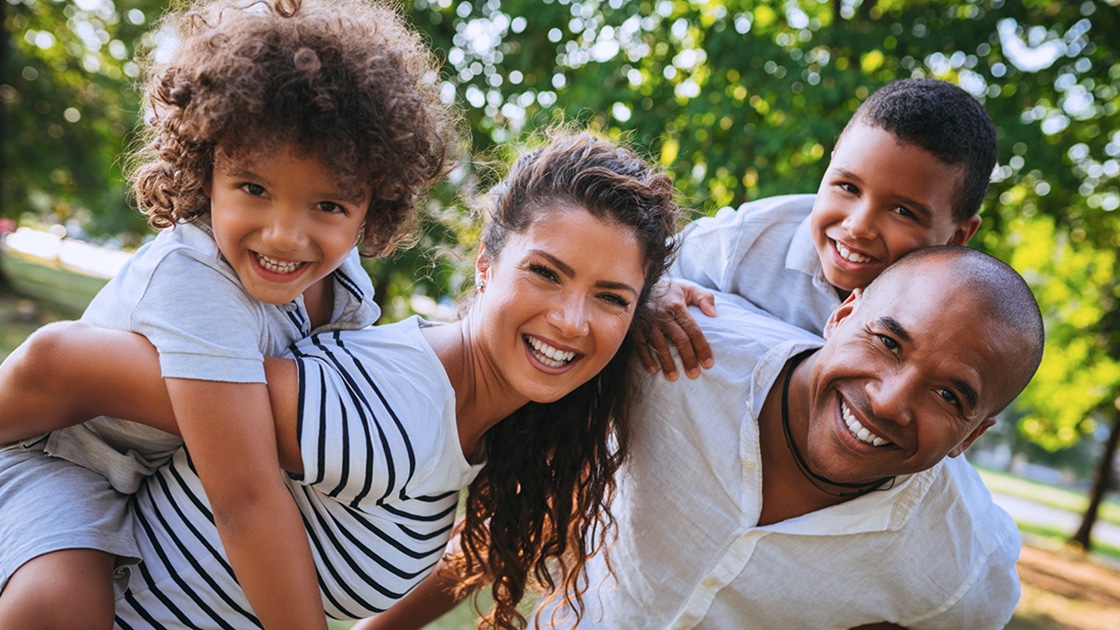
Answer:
[
  {"left": 128, "top": 0, "right": 457, "bottom": 255},
  {"left": 448, "top": 131, "right": 681, "bottom": 629}
]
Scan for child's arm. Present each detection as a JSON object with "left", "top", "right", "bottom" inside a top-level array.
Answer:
[
  {"left": 0, "top": 322, "right": 322, "bottom": 628},
  {"left": 165, "top": 378, "right": 327, "bottom": 630},
  {"left": 633, "top": 277, "right": 718, "bottom": 381}
]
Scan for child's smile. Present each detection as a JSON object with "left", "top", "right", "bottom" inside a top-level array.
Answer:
[{"left": 207, "top": 145, "right": 369, "bottom": 307}]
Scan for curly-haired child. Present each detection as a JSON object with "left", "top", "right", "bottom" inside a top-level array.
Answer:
[{"left": 0, "top": 1, "right": 456, "bottom": 628}]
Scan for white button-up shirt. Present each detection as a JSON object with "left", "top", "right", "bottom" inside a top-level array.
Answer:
[{"left": 536, "top": 295, "right": 1021, "bottom": 629}]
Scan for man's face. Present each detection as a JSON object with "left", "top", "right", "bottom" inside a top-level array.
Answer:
[
  {"left": 810, "top": 122, "right": 981, "bottom": 295},
  {"left": 803, "top": 266, "right": 1023, "bottom": 484}
]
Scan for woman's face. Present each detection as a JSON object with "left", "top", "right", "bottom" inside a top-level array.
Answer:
[{"left": 475, "top": 205, "right": 646, "bottom": 404}]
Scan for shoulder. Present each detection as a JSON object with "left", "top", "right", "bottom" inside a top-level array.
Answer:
[{"left": 730, "top": 194, "right": 816, "bottom": 224}]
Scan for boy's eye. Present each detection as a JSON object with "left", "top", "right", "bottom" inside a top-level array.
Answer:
[
  {"left": 891, "top": 205, "right": 917, "bottom": 220},
  {"left": 239, "top": 183, "right": 266, "bottom": 197},
  {"left": 316, "top": 201, "right": 348, "bottom": 215},
  {"left": 838, "top": 182, "right": 859, "bottom": 195}
]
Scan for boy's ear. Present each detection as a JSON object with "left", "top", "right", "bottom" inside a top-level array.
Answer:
[
  {"left": 947, "top": 215, "right": 982, "bottom": 246},
  {"left": 823, "top": 288, "right": 862, "bottom": 340},
  {"left": 948, "top": 417, "right": 996, "bottom": 458}
]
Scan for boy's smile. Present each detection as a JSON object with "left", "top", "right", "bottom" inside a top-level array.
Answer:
[
  {"left": 810, "top": 122, "right": 980, "bottom": 295},
  {"left": 207, "top": 145, "right": 369, "bottom": 307}
]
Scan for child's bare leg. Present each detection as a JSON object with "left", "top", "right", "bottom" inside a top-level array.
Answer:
[{"left": 0, "top": 549, "right": 116, "bottom": 630}]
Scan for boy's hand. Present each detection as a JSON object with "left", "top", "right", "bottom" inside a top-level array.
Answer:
[{"left": 635, "top": 278, "right": 717, "bottom": 380}]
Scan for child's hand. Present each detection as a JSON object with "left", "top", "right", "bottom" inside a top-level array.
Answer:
[{"left": 635, "top": 278, "right": 717, "bottom": 381}]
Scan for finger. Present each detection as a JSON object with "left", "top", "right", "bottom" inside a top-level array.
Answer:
[
  {"left": 662, "top": 318, "right": 700, "bottom": 379},
  {"left": 696, "top": 292, "right": 718, "bottom": 318},
  {"left": 632, "top": 323, "right": 660, "bottom": 374},
  {"left": 647, "top": 325, "right": 678, "bottom": 381},
  {"left": 675, "top": 309, "right": 714, "bottom": 371}
]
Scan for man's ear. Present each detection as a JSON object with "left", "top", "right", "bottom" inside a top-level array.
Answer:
[
  {"left": 947, "top": 215, "right": 982, "bottom": 246},
  {"left": 948, "top": 417, "right": 996, "bottom": 458},
  {"left": 823, "top": 288, "right": 862, "bottom": 340}
]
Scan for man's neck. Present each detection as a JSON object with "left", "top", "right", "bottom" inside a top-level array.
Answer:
[{"left": 756, "top": 353, "right": 854, "bottom": 526}]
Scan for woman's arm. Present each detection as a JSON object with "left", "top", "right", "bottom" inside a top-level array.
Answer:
[{"left": 351, "top": 556, "right": 467, "bottom": 630}]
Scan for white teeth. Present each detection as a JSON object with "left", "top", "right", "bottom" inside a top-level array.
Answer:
[
  {"left": 256, "top": 253, "right": 304, "bottom": 274},
  {"left": 841, "top": 400, "right": 889, "bottom": 447},
  {"left": 835, "top": 242, "right": 871, "bottom": 263},
  {"left": 526, "top": 336, "right": 576, "bottom": 368}
]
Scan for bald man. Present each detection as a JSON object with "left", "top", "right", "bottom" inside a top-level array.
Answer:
[{"left": 538, "top": 245, "right": 1042, "bottom": 630}]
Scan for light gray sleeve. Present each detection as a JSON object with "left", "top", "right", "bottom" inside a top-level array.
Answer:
[{"left": 131, "top": 250, "right": 268, "bottom": 383}]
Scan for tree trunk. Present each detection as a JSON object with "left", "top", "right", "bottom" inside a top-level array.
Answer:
[{"left": 1071, "top": 403, "right": 1120, "bottom": 551}]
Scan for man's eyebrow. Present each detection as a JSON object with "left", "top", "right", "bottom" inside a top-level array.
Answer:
[
  {"left": 877, "top": 316, "right": 913, "bottom": 345},
  {"left": 951, "top": 378, "right": 980, "bottom": 411}
]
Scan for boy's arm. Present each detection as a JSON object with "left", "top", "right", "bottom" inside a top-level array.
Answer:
[
  {"left": 161, "top": 379, "right": 326, "bottom": 630},
  {"left": 633, "top": 278, "right": 717, "bottom": 381}
]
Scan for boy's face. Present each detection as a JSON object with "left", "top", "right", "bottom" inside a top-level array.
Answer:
[
  {"left": 810, "top": 122, "right": 981, "bottom": 295},
  {"left": 208, "top": 145, "right": 369, "bottom": 306}
]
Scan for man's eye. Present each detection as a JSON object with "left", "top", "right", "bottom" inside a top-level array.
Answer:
[
  {"left": 938, "top": 388, "right": 961, "bottom": 408},
  {"left": 878, "top": 334, "right": 900, "bottom": 352}
]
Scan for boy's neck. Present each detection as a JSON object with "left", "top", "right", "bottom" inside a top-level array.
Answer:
[{"left": 303, "top": 276, "right": 335, "bottom": 328}]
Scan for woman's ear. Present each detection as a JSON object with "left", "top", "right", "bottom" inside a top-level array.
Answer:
[{"left": 475, "top": 243, "right": 491, "bottom": 292}]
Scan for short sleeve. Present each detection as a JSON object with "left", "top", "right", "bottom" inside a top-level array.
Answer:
[{"left": 132, "top": 251, "right": 268, "bottom": 382}]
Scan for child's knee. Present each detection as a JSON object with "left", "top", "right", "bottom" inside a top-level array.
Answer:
[{"left": 0, "top": 549, "right": 116, "bottom": 630}]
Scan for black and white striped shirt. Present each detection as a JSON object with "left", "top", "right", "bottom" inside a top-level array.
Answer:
[{"left": 116, "top": 318, "right": 482, "bottom": 628}]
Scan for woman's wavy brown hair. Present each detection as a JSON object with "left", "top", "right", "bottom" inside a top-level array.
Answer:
[
  {"left": 128, "top": 0, "right": 458, "bottom": 255},
  {"left": 447, "top": 130, "right": 681, "bottom": 629}
]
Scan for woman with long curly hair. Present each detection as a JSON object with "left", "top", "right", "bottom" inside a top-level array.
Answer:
[{"left": 0, "top": 131, "right": 679, "bottom": 629}]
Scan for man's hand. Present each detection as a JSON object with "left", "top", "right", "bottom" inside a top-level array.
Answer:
[{"left": 634, "top": 278, "right": 717, "bottom": 380}]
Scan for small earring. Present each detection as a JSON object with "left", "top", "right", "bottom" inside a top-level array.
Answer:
[{"left": 476, "top": 277, "right": 485, "bottom": 291}]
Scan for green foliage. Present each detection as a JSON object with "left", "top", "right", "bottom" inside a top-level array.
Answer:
[
  {"left": 5, "top": 0, "right": 1120, "bottom": 451},
  {"left": 2, "top": 0, "right": 160, "bottom": 240}
]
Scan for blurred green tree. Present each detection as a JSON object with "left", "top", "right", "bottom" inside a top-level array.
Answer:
[{"left": 4, "top": 0, "right": 1120, "bottom": 546}]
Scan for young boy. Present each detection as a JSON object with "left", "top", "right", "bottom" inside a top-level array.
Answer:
[{"left": 643, "top": 77, "right": 997, "bottom": 379}]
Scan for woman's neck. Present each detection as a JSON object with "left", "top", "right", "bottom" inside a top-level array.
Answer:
[{"left": 421, "top": 316, "right": 528, "bottom": 459}]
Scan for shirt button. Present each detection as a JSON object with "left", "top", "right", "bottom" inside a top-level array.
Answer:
[
  {"left": 702, "top": 578, "right": 719, "bottom": 590},
  {"left": 744, "top": 459, "right": 756, "bottom": 469}
]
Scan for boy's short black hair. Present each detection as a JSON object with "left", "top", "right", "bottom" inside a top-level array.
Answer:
[{"left": 843, "top": 78, "right": 997, "bottom": 223}]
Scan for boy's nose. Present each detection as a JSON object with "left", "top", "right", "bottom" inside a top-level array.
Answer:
[{"left": 842, "top": 203, "right": 876, "bottom": 240}]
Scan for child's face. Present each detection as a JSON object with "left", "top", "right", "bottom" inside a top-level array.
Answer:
[
  {"left": 208, "top": 145, "right": 369, "bottom": 306},
  {"left": 810, "top": 122, "right": 981, "bottom": 295}
]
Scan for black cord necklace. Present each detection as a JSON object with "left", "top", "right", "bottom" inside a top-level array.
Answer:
[{"left": 780, "top": 349, "right": 895, "bottom": 499}]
